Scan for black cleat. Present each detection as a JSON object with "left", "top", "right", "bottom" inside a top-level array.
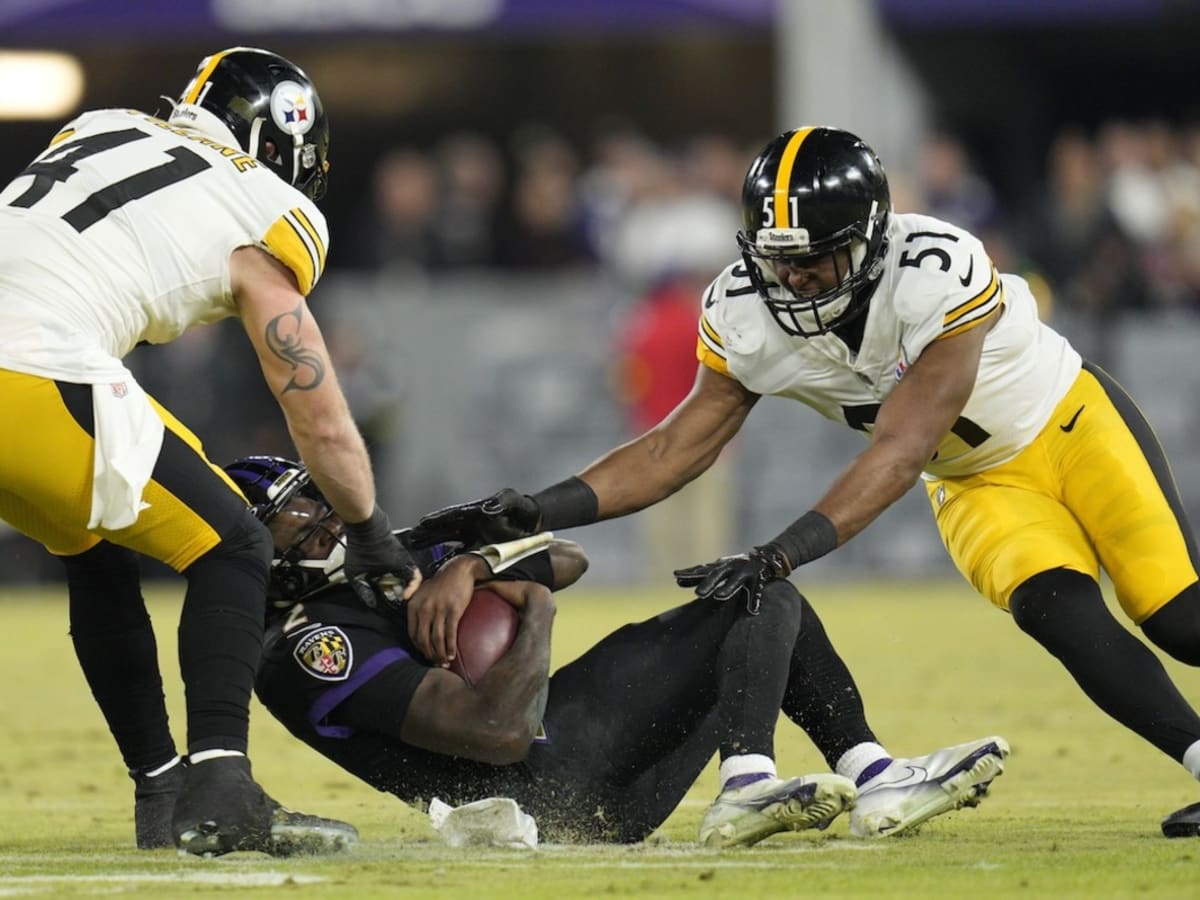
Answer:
[
  {"left": 132, "top": 759, "right": 187, "bottom": 850},
  {"left": 172, "top": 756, "right": 357, "bottom": 857},
  {"left": 267, "top": 804, "right": 360, "bottom": 857},
  {"left": 1162, "top": 801, "right": 1200, "bottom": 837}
]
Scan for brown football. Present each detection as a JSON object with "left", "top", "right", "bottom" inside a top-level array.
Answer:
[{"left": 448, "top": 588, "right": 519, "bottom": 686}]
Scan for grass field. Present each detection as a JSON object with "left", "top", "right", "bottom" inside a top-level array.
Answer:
[{"left": 2, "top": 579, "right": 1199, "bottom": 898}]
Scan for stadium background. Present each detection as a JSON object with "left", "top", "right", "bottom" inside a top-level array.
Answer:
[
  {"left": 2, "top": 0, "right": 1200, "bottom": 585},
  {"left": 7, "top": 5, "right": 1200, "bottom": 895}
]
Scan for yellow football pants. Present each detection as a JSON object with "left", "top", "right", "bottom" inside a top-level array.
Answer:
[
  {"left": 926, "top": 363, "right": 1198, "bottom": 623},
  {"left": 0, "top": 369, "right": 246, "bottom": 571}
]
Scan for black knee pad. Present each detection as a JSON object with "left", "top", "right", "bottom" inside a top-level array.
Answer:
[
  {"left": 757, "top": 579, "right": 804, "bottom": 634},
  {"left": 1141, "top": 582, "right": 1200, "bottom": 666},
  {"left": 185, "top": 506, "right": 273, "bottom": 595},
  {"left": 1010, "top": 568, "right": 1107, "bottom": 650}
]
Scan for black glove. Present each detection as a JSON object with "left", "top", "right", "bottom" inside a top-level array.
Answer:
[
  {"left": 408, "top": 488, "right": 540, "bottom": 549},
  {"left": 673, "top": 543, "right": 792, "bottom": 614},
  {"left": 343, "top": 506, "right": 418, "bottom": 611}
]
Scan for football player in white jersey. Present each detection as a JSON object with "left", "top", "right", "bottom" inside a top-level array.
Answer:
[
  {"left": 412, "top": 126, "right": 1200, "bottom": 838},
  {"left": 0, "top": 47, "right": 421, "bottom": 855}
]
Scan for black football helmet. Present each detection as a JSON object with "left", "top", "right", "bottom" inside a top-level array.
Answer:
[
  {"left": 225, "top": 456, "right": 457, "bottom": 608},
  {"left": 737, "top": 126, "right": 890, "bottom": 336},
  {"left": 170, "top": 47, "right": 330, "bottom": 202},
  {"left": 225, "top": 455, "right": 346, "bottom": 605}
]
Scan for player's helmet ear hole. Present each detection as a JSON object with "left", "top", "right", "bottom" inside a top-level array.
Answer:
[{"left": 263, "top": 139, "right": 279, "bottom": 163}]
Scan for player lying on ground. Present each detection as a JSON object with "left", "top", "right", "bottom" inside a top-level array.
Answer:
[
  {"left": 411, "top": 126, "right": 1200, "bottom": 838},
  {"left": 222, "top": 456, "right": 1007, "bottom": 847}
]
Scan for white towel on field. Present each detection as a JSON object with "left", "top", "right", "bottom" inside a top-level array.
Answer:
[{"left": 428, "top": 797, "right": 538, "bottom": 849}]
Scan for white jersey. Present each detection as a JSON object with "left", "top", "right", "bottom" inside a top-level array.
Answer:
[
  {"left": 0, "top": 107, "right": 329, "bottom": 383},
  {"left": 697, "top": 212, "right": 1081, "bottom": 478}
]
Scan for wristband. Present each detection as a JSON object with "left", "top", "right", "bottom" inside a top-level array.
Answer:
[
  {"left": 768, "top": 510, "right": 838, "bottom": 572},
  {"left": 531, "top": 476, "right": 599, "bottom": 531},
  {"left": 344, "top": 505, "right": 392, "bottom": 543}
]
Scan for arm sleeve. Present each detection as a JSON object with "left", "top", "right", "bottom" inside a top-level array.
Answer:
[{"left": 332, "top": 659, "right": 430, "bottom": 741}]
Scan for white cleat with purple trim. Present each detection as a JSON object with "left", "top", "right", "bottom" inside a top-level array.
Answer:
[{"left": 849, "top": 736, "right": 1010, "bottom": 838}]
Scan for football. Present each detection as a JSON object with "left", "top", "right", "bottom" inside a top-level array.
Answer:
[{"left": 448, "top": 588, "right": 519, "bottom": 686}]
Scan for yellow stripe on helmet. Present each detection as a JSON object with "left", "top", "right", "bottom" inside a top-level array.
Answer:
[
  {"left": 182, "top": 49, "right": 234, "bottom": 105},
  {"left": 773, "top": 127, "right": 814, "bottom": 229}
]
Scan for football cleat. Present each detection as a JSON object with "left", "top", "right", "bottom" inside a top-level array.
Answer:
[
  {"left": 172, "top": 755, "right": 357, "bottom": 856},
  {"left": 132, "top": 759, "right": 187, "bottom": 850},
  {"left": 265, "top": 803, "right": 360, "bottom": 857},
  {"left": 699, "top": 773, "right": 856, "bottom": 849},
  {"left": 1161, "top": 800, "right": 1200, "bottom": 837},
  {"left": 849, "top": 736, "right": 1009, "bottom": 838}
]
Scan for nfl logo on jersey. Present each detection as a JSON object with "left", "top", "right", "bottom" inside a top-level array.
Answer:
[{"left": 895, "top": 358, "right": 908, "bottom": 381}]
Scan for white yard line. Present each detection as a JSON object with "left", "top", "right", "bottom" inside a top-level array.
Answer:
[{"left": 0, "top": 872, "right": 324, "bottom": 886}]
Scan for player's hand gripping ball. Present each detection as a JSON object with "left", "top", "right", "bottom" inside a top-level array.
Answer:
[{"left": 448, "top": 588, "right": 519, "bottom": 685}]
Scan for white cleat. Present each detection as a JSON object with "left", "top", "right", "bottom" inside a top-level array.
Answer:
[
  {"left": 699, "top": 773, "right": 856, "bottom": 849},
  {"left": 849, "top": 735, "right": 1010, "bottom": 838}
]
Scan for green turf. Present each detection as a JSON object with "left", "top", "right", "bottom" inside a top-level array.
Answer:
[{"left": 2, "top": 579, "right": 1199, "bottom": 898}]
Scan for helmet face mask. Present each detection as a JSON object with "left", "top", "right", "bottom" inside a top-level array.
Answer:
[
  {"left": 738, "top": 127, "right": 890, "bottom": 337},
  {"left": 223, "top": 456, "right": 346, "bottom": 605},
  {"left": 171, "top": 47, "right": 330, "bottom": 202}
]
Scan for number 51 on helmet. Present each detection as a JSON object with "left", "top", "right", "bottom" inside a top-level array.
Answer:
[{"left": 737, "top": 126, "right": 891, "bottom": 337}]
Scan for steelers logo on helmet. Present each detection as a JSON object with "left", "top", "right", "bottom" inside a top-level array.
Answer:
[{"left": 270, "top": 80, "right": 316, "bottom": 136}]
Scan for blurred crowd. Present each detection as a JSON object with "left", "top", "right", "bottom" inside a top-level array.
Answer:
[
  {"left": 342, "top": 122, "right": 746, "bottom": 288},
  {"left": 344, "top": 118, "right": 1200, "bottom": 321},
  {"left": 915, "top": 120, "right": 1200, "bottom": 319}
]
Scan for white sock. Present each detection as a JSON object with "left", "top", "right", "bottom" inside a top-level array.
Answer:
[
  {"left": 719, "top": 754, "right": 777, "bottom": 791},
  {"left": 189, "top": 749, "right": 246, "bottom": 765},
  {"left": 1183, "top": 740, "right": 1200, "bottom": 779},
  {"left": 145, "top": 755, "right": 182, "bottom": 778},
  {"left": 835, "top": 742, "right": 891, "bottom": 784}
]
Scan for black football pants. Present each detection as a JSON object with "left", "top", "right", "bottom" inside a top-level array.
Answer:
[{"left": 516, "top": 580, "right": 875, "bottom": 842}]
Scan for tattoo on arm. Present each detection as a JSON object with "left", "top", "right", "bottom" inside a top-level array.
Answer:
[{"left": 264, "top": 301, "right": 325, "bottom": 392}]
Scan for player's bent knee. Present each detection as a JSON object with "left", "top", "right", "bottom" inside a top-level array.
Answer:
[
  {"left": 1141, "top": 582, "right": 1200, "bottom": 665},
  {"left": 185, "top": 506, "right": 273, "bottom": 586},
  {"left": 1010, "top": 568, "right": 1105, "bottom": 649},
  {"left": 759, "top": 580, "right": 804, "bottom": 630}
]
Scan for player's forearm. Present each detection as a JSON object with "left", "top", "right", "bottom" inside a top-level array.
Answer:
[
  {"left": 473, "top": 595, "right": 555, "bottom": 752},
  {"left": 812, "top": 436, "right": 926, "bottom": 544},
  {"left": 580, "top": 431, "right": 710, "bottom": 520},
  {"left": 289, "top": 424, "right": 377, "bottom": 523}
]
